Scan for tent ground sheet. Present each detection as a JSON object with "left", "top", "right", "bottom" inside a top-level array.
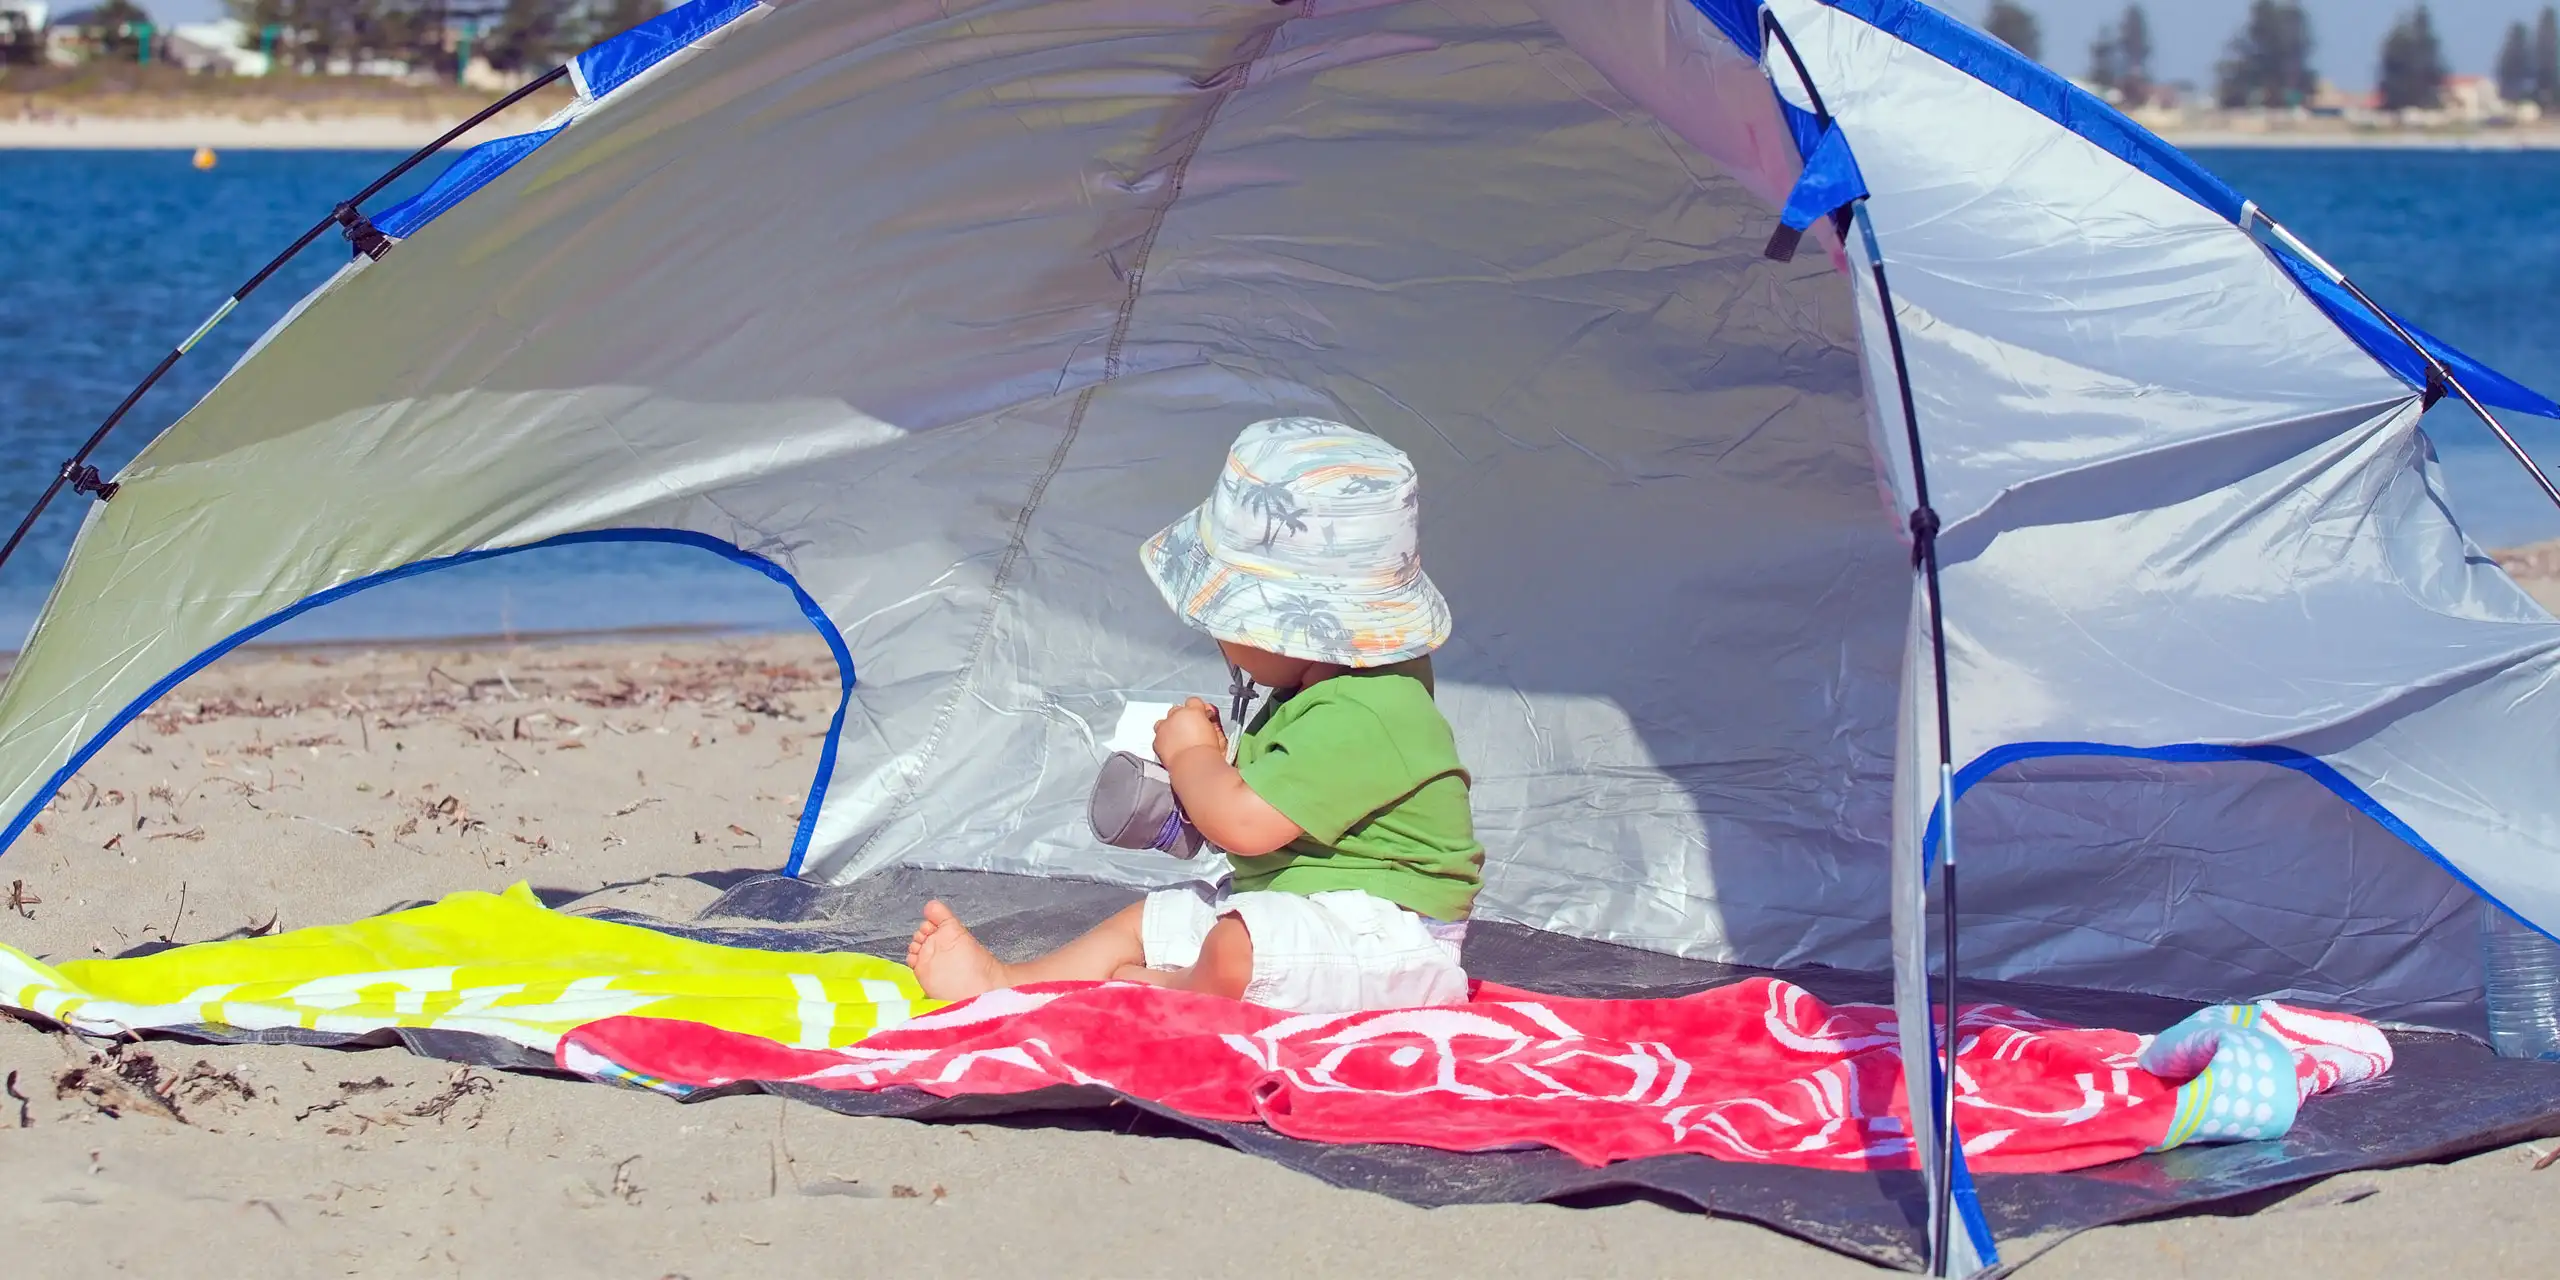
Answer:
[{"left": 5, "top": 867, "right": 2557, "bottom": 1273}]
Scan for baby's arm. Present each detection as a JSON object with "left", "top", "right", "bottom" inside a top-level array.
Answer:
[{"left": 1154, "top": 699, "right": 1302, "bottom": 855}]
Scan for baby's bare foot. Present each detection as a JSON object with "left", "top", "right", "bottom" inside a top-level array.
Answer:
[{"left": 909, "top": 899, "right": 1007, "bottom": 1001}]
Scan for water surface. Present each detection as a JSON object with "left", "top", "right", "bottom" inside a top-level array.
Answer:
[{"left": 1, "top": 146, "right": 2554, "bottom": 648}]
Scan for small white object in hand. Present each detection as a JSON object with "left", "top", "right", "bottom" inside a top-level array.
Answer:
[{"left": 1107, "top": 701, "right": 1180, "bottom": 762}]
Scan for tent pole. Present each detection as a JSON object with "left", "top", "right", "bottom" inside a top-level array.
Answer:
[
  {"left": 1851, "top": 201, "right": 1967, "bottom": 1278},
  {"left": 1759, "top": 11, "right": 1972, "bottom": 1270},
  {"left": 1757, "top": 14, "right": 1982, "bottom": 1269},
  {"left": 2244, "top": 206, "right": 2560, "bottom": 513},
  {"left": 0, "top": 63, "right": 573, "bottom": 581}
]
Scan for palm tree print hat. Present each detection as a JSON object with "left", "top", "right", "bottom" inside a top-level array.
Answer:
[{"left": 1140, "top": 418, "right": 1451, "bottom": 667}]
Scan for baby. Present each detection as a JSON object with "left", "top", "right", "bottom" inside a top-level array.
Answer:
[{"left": 908, "top": 418, "right": 1481, "bottom": 1014}]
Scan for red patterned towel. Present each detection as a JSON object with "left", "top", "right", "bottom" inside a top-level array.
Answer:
[{"left": 557, "top": 978, "right": 2390, "bottom": 1174}]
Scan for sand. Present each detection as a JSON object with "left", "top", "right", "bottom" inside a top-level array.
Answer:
[
  {"left": 9, "top": 103, "right": 2560, "bottom": 154},
  {"left": 0, "top": 634, "right": 2552, "bottom": 1277},
  {"left": 2154, "top": 127, "right": 2560, "bottom": 150},
  {"left": 0, "top": 109, "right": 557, "bottom": 151}
]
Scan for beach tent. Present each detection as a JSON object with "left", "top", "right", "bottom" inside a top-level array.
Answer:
[{"left": 4, "top": 0, "right": 2560, "bottom": 1270}]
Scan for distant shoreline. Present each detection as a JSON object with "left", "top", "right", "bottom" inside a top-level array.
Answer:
[
  {"left": 6, "top": 105, "right": 2560, "bottom": 153},
  {"left": 2162, "top": 129, "right": 2560, "bottom": 151},
  {"left": 0, "top": 111, "right": 550, "bottom": 150}
]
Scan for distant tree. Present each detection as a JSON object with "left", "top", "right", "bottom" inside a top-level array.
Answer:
[
  {"left": 575, "top": 0, "right": 659, "bottom": 46},
  {"left": 2216, "top": 0, "right": 2317, "bottom": 109},
  {"left": 0, "top": 7, "right": 43, "bottom": 65},
  {"left": 225, "top": 0, "right": 550, "bottom": 75},
  {"left": 1984, "top": 0, "right": 2041, "bottom": 62},
  {"left": 2377, "top": 6, "right": 2448, "bottom": 112},
  {"left": 479, "top": 0, "right": 573, "bottom": 72},
  {"left": 2114, "top": 4, "right": 2153, "bottom": 103},
  {"left": 377, "top": 0, "right": 454, "bottom": 80},
  {"left": 2088, "top": 4, "right": 2154, "bottom": 105},
  {"left": 225, "top": 0, "right": 351, "bottom": 73},
  {"left": 83, "top": 0, "right": 151, "bottom": 61},
  {"left": 2501, "top": 20, "right": 2537, "bottom": 105},
  {"left": 2539, "top": 6, "right": 2560, "bottom": 108}
]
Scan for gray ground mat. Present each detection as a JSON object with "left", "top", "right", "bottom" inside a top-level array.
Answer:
[{"left": 22, "top": 866, "right": 2560, "bottom": 1273}]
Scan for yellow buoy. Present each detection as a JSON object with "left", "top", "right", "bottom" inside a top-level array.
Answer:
[{"left": 192, "top": 147, "right": 217, "bottom": 170}]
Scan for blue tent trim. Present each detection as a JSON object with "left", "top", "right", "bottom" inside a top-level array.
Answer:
[
  {"left": 1918, "top": 1046, "right": 2000, "bottom": 1268},
  {"left": 1808, "top": 0, "right": 2244, "bottom": 220},
  {"left": 1950, "top": 1134, "right": 1996, "bottom": 1264},
  {"left": 576, "top": 0, "right": 761, "bottom": 99},
  {"left": 1907, "top": 731, "right": 2559, "bottom": 1268},
  {"left": 376, "top": 126, "right": 567, "bottom": 240},
  {"left": 1921, "top": 739, "right": 2557, "bottom": 947},
  {"left": 0, "top": 529, "right": 856, "bottom": 879},
  {"left": 1737, "top": 0, "right": 2558, "bottom": 420},
  {"left": 372, "top": 0, "right": 762, "bottom": 244},
  {"left": 2266, "top": 251, "right": 2560, "bottom": 419},
  {"left": 1777, "top": 122, "right": 1867, "bottom": 231}
]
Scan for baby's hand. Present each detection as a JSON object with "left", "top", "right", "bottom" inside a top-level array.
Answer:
[{"left": 1154, "top": 697, "right": 1227, "bottom": 763}]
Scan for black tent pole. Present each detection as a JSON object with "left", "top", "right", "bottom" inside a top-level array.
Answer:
[
  {"left": 0, "top": 63, "right": 571, "bottom": 580},
  {"left": 2243, "top": 205, "right": 2560, "bottom": 515},
  {"left": 1755, "top": 14, "right": 1967, "bottom": 1274},
  {"left": 1852, "top": 203, "right": 1966, "bottom": 1279}
]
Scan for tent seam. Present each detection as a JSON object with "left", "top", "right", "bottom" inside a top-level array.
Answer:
[
  {"left": 833, "top": 13, "right": 1291, "bottom": 874},
  {"left": 1937, "top": 395, "right": 2418, "bottom": 548}
]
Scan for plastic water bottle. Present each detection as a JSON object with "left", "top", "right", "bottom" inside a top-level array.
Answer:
[{"left": 2480, "top": 905, "right": 2560, "bottom": 1060}]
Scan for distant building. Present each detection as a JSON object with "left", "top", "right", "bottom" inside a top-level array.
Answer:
[
  {"left": 2443, "top": 74, "right": 2501, "bottom": 122},
  {"left": 2066, "top": 77, "right": 2181, "bottom": 120},
  {"left": 43, "top": 4, "right": 106, "bottom": 64},
  {"left": 2066, "top": 75, "right": 2118, "bottom": 105},
  {"left": 2306, "top": 79, "right": 2377, "bottom": 114},
  {"left": 458, "top": 56, "right": 514, "bottom": 91}
]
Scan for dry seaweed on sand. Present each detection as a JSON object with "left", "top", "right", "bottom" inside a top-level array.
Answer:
[
  {"left": 54, "top": 1042, "right": 187, "bottom": 1122},
  {"left": 407, "top": 1067, "right": 495, "bottom": 1126}
]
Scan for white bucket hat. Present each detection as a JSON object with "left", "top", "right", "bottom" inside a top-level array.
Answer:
[{"left": 1139, "top": 418, "right": 1451, "bottom": 667}]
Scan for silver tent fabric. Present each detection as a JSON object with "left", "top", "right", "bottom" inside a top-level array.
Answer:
[
  {"left": 1762, "top": 0, "right": 2560, "bottom": 1034},
  {"left": 0, "top": 0, "right": 2548, "bottom": 1055}
]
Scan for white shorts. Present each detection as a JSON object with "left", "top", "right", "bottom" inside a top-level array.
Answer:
[{"left": 1140, "top": 887, "right": 1469, "bottom": 1014}]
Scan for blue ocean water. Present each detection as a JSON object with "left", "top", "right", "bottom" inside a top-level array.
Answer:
[
  {"left": 0, "top": 148, "right": 808, "bottom": 645},
  {"left": 2195, "top": 148, "right": 2560, "bottom": 548},
  {"left": 0, "top": 146, "right": 2555, "bottom": 646}
]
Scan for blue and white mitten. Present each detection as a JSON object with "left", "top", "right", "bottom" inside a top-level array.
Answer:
[{"left": 2142, "top": 1004, "right": 2301, "bottom": 1151}]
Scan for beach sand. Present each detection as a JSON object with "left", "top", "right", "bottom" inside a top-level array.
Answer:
[
  {"left": 0, "top": 629, "right": 2553, "bottom": 1277},
  {"left": 8, "top": 104, "right": 2560, "bottom": 154},
  {"left": 0, "top": 109, "right": 558, "bottom": 151},
  {"left": 2155, "top": 127, "right": 2560, "bottom": 151}
]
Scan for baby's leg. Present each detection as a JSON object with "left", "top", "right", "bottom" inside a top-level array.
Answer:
[
  {"left": 1109, "top": 914, "right": 1251, "bottom": 1000},
  {"left": 908, "top": 900, "right": 1147, "bottom": 1001}
]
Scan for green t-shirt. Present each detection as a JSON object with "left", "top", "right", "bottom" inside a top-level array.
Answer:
[{"left": 1230, "top": 659, "right": 1483, "bottom": 921}]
